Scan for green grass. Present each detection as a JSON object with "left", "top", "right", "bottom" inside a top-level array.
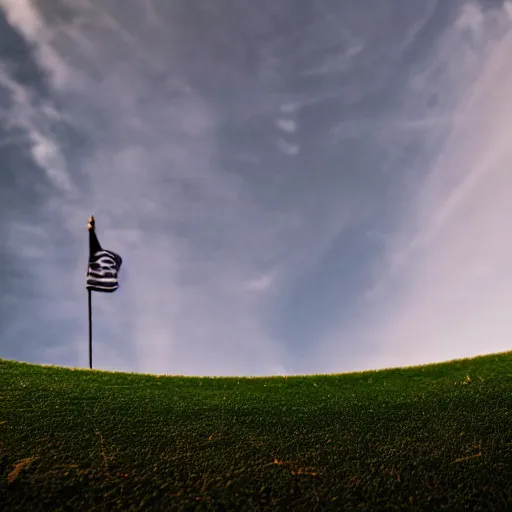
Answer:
[{"left": 1, "top": 352, "right": 512, "bottom": 511}]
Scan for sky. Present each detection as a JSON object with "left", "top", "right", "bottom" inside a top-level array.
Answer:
[{"left": 1, "top": 0, "right": 512, "bottom": 377}]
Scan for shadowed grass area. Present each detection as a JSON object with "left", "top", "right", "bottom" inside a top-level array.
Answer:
[{"left": 1, "top": 352, "right": 511, "bottom": 510}]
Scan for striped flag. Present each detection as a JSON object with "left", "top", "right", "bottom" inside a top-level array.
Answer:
[{"left": 86, "top": 217, "right": 122, "bottom": 293}]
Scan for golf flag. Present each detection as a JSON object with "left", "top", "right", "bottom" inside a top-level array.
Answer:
[{"left": 86, "top": 216, "right": 122, "bottom": 293}]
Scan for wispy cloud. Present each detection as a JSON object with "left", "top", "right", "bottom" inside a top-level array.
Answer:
[
  {"left": 0, "top": 67, "right": 73, "bottom": 192},
  {"left": 245, "top": 273, "right": 275, "bottom": 293},
  {"left": 276, "top": 118, "right": 297, "bottom": 133},
  {"left": 276, "top": 139, "right": 299, "bottom": 155}
]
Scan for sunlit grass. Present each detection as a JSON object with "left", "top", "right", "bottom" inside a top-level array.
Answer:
[{"left": 1, "top": 352, "right": 511, "bottom": 510}]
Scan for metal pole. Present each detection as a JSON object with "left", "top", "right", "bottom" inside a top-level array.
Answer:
[
  {"left": 88, "top": 289, "right": 92, "bottom": 369},
  {"left": 87, "top": 215, "right": 95, "bottom": 370}
]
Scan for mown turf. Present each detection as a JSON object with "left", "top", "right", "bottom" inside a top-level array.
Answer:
[{"left": 1, "top": 352, "right": 511, "bottom": 511}]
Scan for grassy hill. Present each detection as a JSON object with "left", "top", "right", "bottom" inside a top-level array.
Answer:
[{"left": 1, "top": 352, "right": 511, "bottom": 511}]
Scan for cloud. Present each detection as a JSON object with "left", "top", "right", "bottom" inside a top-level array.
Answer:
[
  {"left": 279, "top": 103, "right": 300, "bottom": 114},
  {"left": 0, "top": 68, "right": 74, "bottom": 192},
  {"left": 277, "top": 139, "right": 299, "bottom": 155},
  {"left": 506, "top": 1, "right": 512, "bottom": 20},
  {"left": 0, "top": 0, "right": 72, "bottom": 89},
  {"left": 455, "top": 3, "right": 484, "bottom": 32},
  {"left": 302, "top": 42, "right": 364, "bottom": 76},
  {"left": 245, "top": 273, "right": 274, "bottom": 293},
  {"left": 276, "top": 118, "right": 297, "bottom": 133},
  {"left": 401, "top": 0, "right": 438, "bottom": 50},
  {"left": 0, "top": 0, "right": 41, "bottom": 39}
]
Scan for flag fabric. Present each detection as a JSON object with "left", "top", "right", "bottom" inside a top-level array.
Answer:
[{"left": 86, "top": 219, "right": 122, "bottom": 293}]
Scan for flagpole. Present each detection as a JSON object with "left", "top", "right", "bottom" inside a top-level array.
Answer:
[
  {"left": 88, "top": 289, "right": 92, "bottom": 369},
  {"left": 87, "top": 215, "right": 95, "bottom": 370}
]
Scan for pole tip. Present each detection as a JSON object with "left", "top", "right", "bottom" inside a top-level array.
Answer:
[{"left": 88, "top": 215, "right": 95, "bottom": 230}]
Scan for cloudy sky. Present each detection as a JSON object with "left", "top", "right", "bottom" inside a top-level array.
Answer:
[{"left": 1, "top": 0, "right": 511, "bottom": 377}]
